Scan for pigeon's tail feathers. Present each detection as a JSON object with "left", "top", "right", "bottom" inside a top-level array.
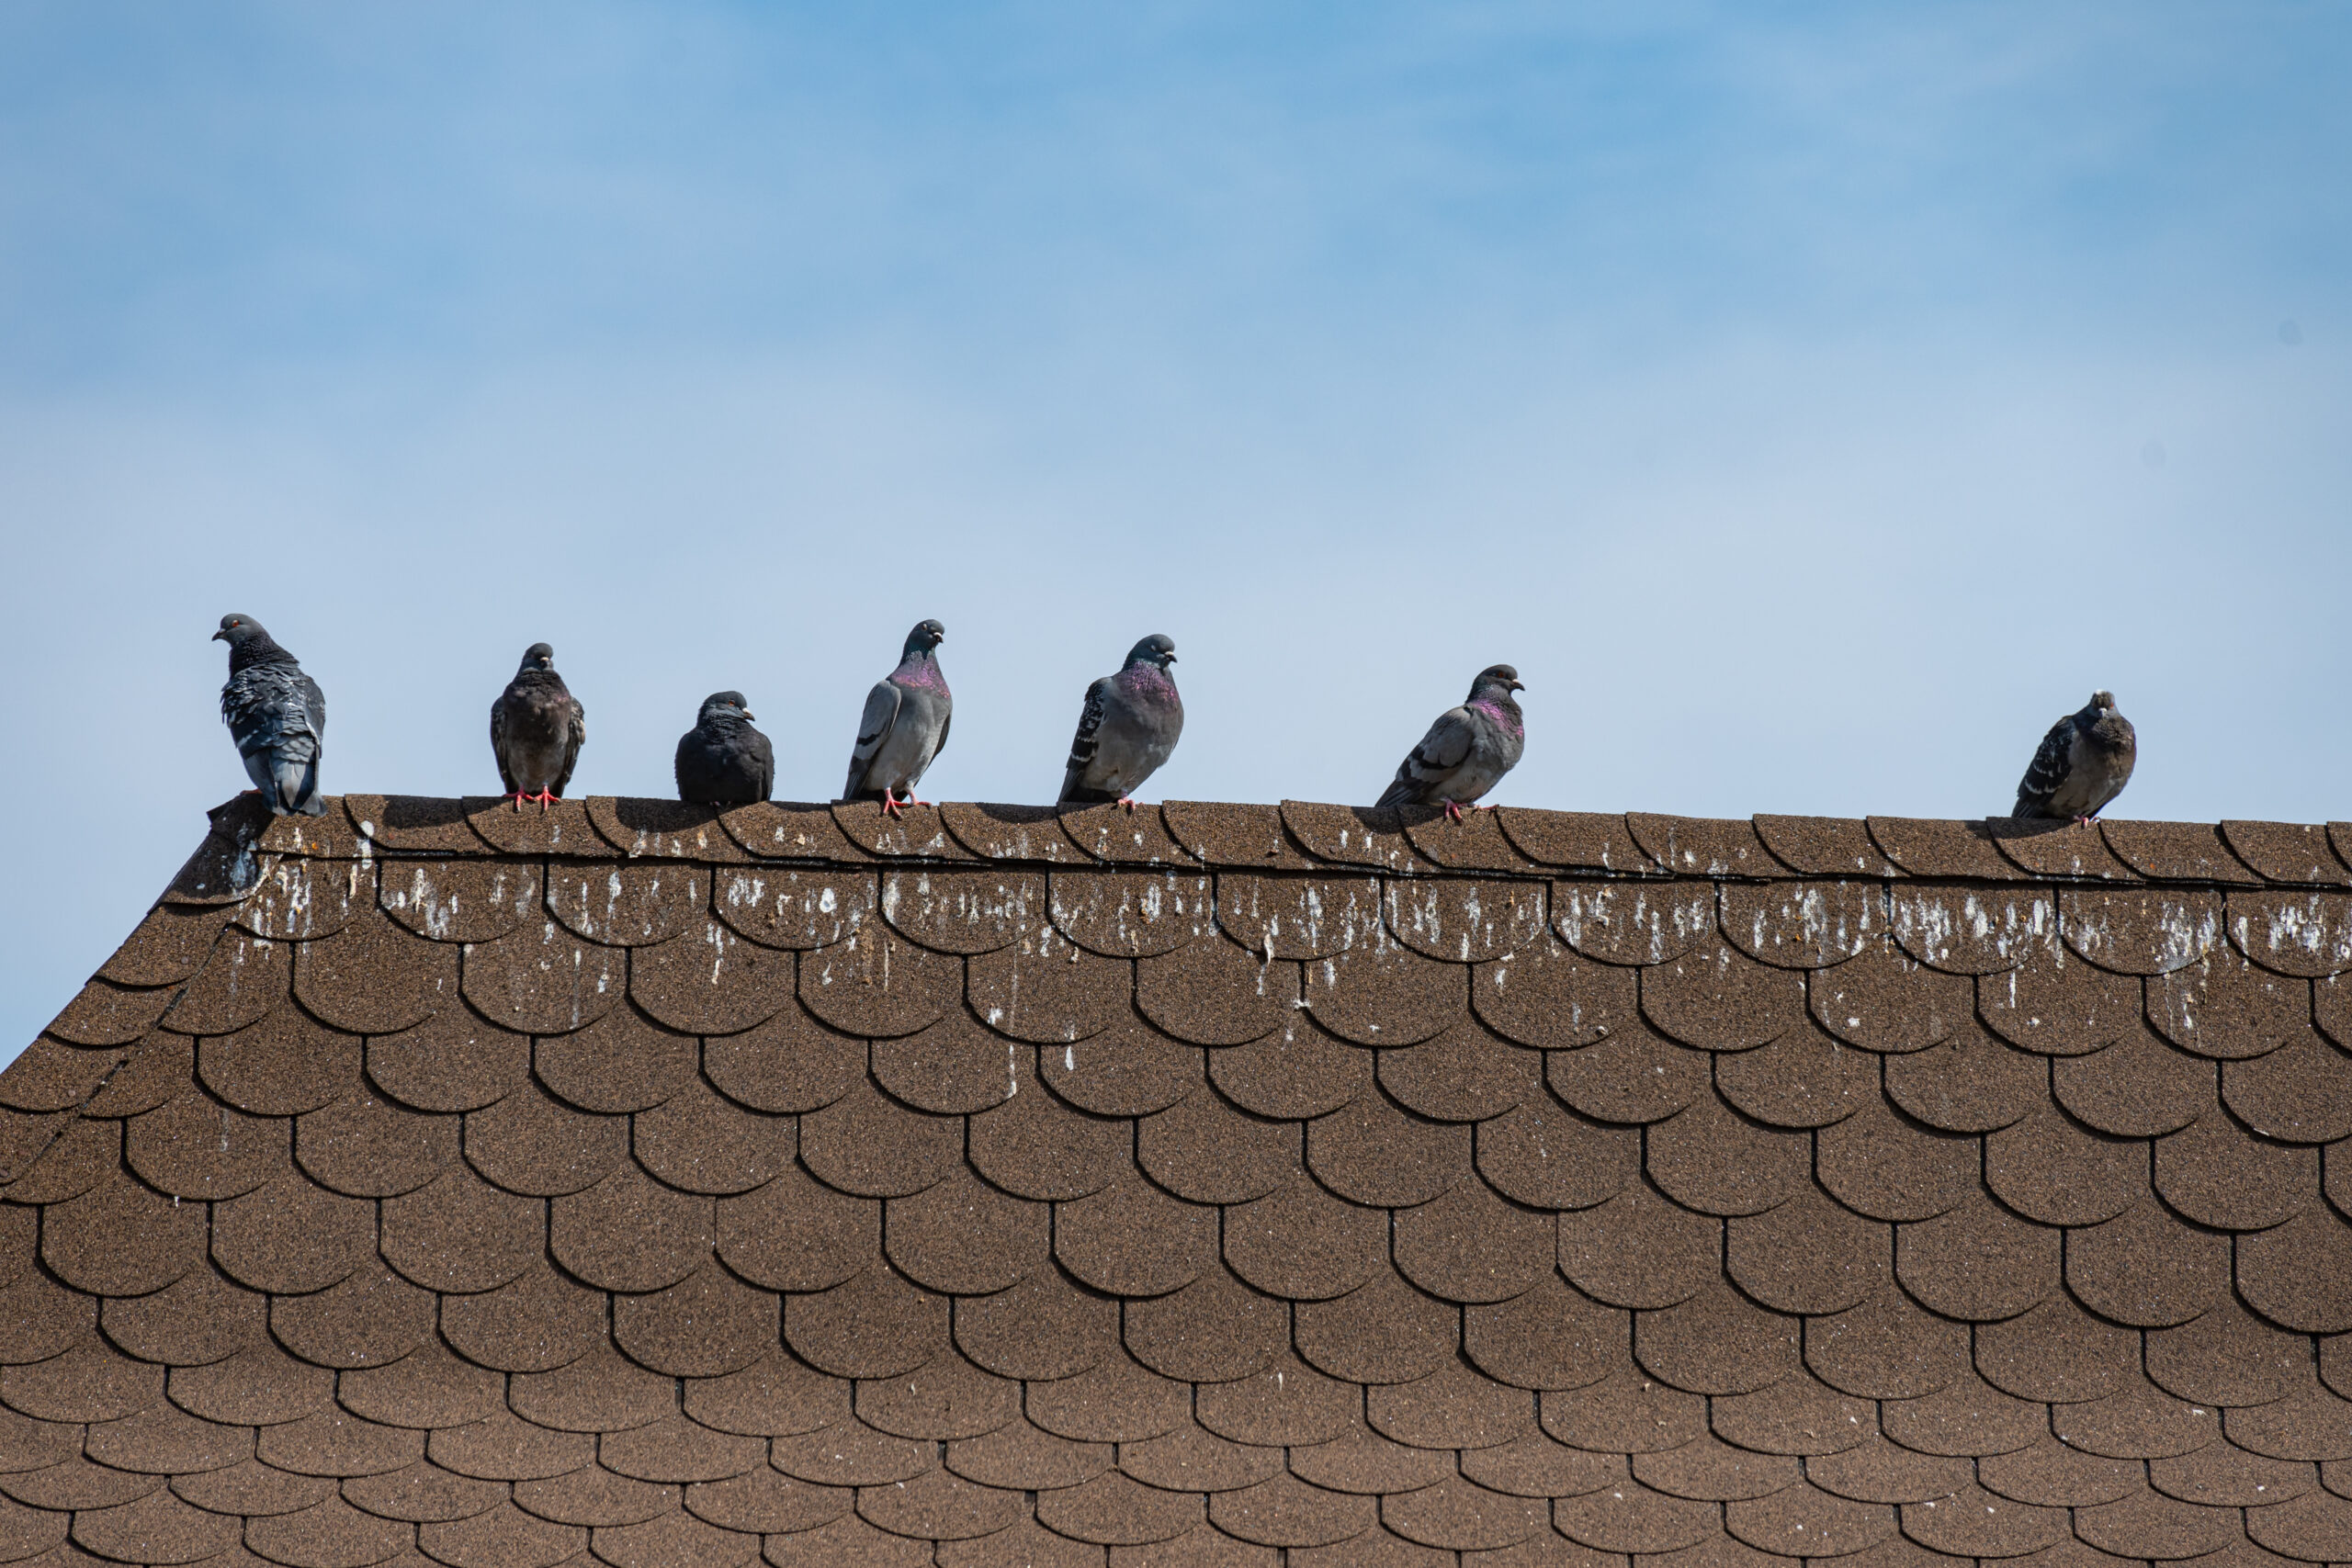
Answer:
[
  {"left": 1060, "top": 783, "right": 1122, "bottom": 807},
  {"left": 238, "top": 749, "right": 277, "bottom": 801},
  {"left": 287, "top": 765, "right": 328, "bottom": 815},
  {"left": 245, "top": 748, "right": 322, "bottom": 815},
  {"left": 1373, "top": 776, "right": 1419, "bottom": 811}
]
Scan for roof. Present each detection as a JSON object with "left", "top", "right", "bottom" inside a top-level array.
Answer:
[{"left": 6, "top": 791, "right": 2352, "bottom": 1568}]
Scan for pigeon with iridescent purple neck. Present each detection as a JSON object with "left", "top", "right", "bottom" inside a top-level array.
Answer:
[
  {"left": 1375, "top": 664, "right": 1525, "bottom": 822},
  {"left": 1059, "top": 634, "right": 1182, "bottom": 808},
  {"left": 842, "top": 619, "right": 951, "bottom": 818}
]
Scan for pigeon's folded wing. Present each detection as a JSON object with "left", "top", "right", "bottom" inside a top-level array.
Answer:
[
  {"left": 1066, "top": 678, "right": 1110, "bottom": 766},
  {"left": 490, "top": 697, "right": 517, "bottom": 795},
  {"left": 749, "top": 730, "right": 776, "bottom": 802},
  {"left": 1377, "top": 705, "right": 1477, "bottom": 807},
  {"left": 2012, "top": 716, "right": 2074, "bottom": 815},
  {"left": 845, "top": 679, "right": 902, "bottom": 795},
  {"left": 1407, "top": 706, "right": 1477, "bottom": 773},
  {"left": 556, "top": 694, "right": 586, "bottom": 795},
  {"left": 226, "top": 668, "right": 321, "bottom": 765},
  {"left": 295, "top": 672, "right": 327, "bottom": 746}
]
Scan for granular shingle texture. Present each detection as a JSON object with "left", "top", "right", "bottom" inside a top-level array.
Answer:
[{"left": 8, "top": 793, "right": 2352, "bottom": 1567}]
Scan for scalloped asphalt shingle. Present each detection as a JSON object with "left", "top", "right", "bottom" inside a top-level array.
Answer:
[{"left": 5, "top": 791, "right": 2352, "bottom": 1567}]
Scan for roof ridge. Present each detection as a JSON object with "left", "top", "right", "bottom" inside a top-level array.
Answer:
[{"left": 168, "top": 792, "right": 2351, "bottom": 892}]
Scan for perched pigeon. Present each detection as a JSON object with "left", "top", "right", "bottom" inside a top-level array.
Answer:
[
  {"left": 2010, "top": 690, "right": 2136, "bottom": 822},
  {"left": 676, "top": 692, "right": 775, "bottom": 807},
  {"left": 1374, "top": 664, "right": 1526, "bottom": 822},
  {"left": 842, "top": 619, "right": 951, "bottom": 818},
  {"left": 490, "top": 643, "right": 586, "bottom": 811},
  {"left": 1059, "top": 635, "right": 1183, "bottom": 808},
  {"left": 213, "top": 615, "right": 328, "bottom": 817}
]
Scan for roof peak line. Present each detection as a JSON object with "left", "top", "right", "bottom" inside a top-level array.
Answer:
[{"left": 163, "top": 792, "right": 2352, "bottom": 898}]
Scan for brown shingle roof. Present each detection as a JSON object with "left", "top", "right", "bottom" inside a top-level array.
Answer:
[{"left": 8, "top": 791, "right": 2352, "bottom": 1566}]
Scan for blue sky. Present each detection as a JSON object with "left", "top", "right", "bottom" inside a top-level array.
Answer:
[{"left": 2, "top": 2, "right": 2346, "bottom": 1060}]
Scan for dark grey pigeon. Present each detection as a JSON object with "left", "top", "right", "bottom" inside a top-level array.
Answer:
[
  {"left": 490, "top": 643, "right": 586, "bottom": 811},
  {"left": 1059, "top": 635, "right": 1183, "bottom": 808},
  {"left": 2010, "top": 690, "right": 2136, "bottom": 823},
  {"left": 213, "top": 615, "right": 329, "bottom": 817},
  {"left": 1374, "top": 664, "right": 1526, "bottom": 822},
  {"left": 676, "top": 692, "right": 775, "bottom": 807},
  {"left": 842, "top": 619, "right": 951, "bottom": 818}
]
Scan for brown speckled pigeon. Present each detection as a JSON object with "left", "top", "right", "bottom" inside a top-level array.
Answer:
[
  {"left": 213, "top": 614, "right": 328, "bottom": 816},
  {"left": 676, "top": 692, "right": 775, "bottom": 806},
  {"left": 1375, "top": 664, "right": 1526, "bottom": 822},
  {"left": 2010, "top": 690, "right": 2136, "bottom": 822},
  {"left": 491, "top": 643, "right": 585, "bottom": 811},
  {"left": 1059, "top": 635, "right": 1183, "bottom": 808},
  {"left": 842, "top": 619, "right": 951, "bottom": 818}
]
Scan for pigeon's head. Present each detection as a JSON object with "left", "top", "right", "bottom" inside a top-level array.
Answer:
[
  {"left": 1470, "top": 663, "right": 1525, "bottom": 697},
  {"left": 1125, "top": 634, "right": 1177, "bottom": 671},
  {"left": 902, "top": 619, "right": 947, "bottom": 658},
  {"left": 699, "top": 691, "right": 754, "bottom": 723},
  {"left": 2089, "top": 690, "right": 2118, "bottom": 714},
  {"left": 517, "top": 643, "right": 557, "bottom": 674},
  {"left": 211, "top": 614, "right": 270, "bottom": 649}
]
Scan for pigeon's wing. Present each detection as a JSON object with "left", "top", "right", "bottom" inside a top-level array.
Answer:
[
  {"left": 490, "top": 694, "right": 520, "bottom": 795},
  {"left": 2011, "top": 716, "right": 2075, "bottom": 817},
  {"left": 1375, "top": 705, "right": 1478, "bottom": 809},
  {"left": 285, "top": 671, "right": 327, "bottom": 811},
  {"left": 554, "top": 694, "right": 586, "bottom": 796},
  {"left": 226, "top": 666, "right": 322, "bottom": 764},
  {"left": 748, "top": 729, "right": 776, "bottom": 803},
  {"left": 844, "top": 679, "right": 903, "bottom": 797},
  {"left": 1059, "top": 678, "right": 1112, "bottom": 798},
  {"left": 933, "top": 702, "right": 950, "bottom": 761},
  {"left": 295, "top": 671, "right": 326, "bottom": 746}
]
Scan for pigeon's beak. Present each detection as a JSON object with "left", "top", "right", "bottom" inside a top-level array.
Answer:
[
  {"left": 210, "top": 629, "right": 227, "bottom": 642},
  {"left": 742, "top": 711, "right": 755, "bottom": 721}
]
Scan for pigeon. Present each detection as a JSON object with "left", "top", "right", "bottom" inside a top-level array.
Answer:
[
  {"left": 676, "top": 692, "right": 775, "bottom": 807},
  {"left": 213, "top": 615, "right": 329, "bottom": 817},
  {"left": 1374, "top": 664, "right": 1526, "bottom": 822},
  {"left": 490, "top": 643, "right": 586, "bottom": 811},
  {"left": 1059, "top": 635, "right": 1183, "bottom": 809},
  {"left": 842, "top": 619, "right": 951, "bottom": 818},
  {"left": 2010, "top": 690, "right": 2136, "bottom": 823}
]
